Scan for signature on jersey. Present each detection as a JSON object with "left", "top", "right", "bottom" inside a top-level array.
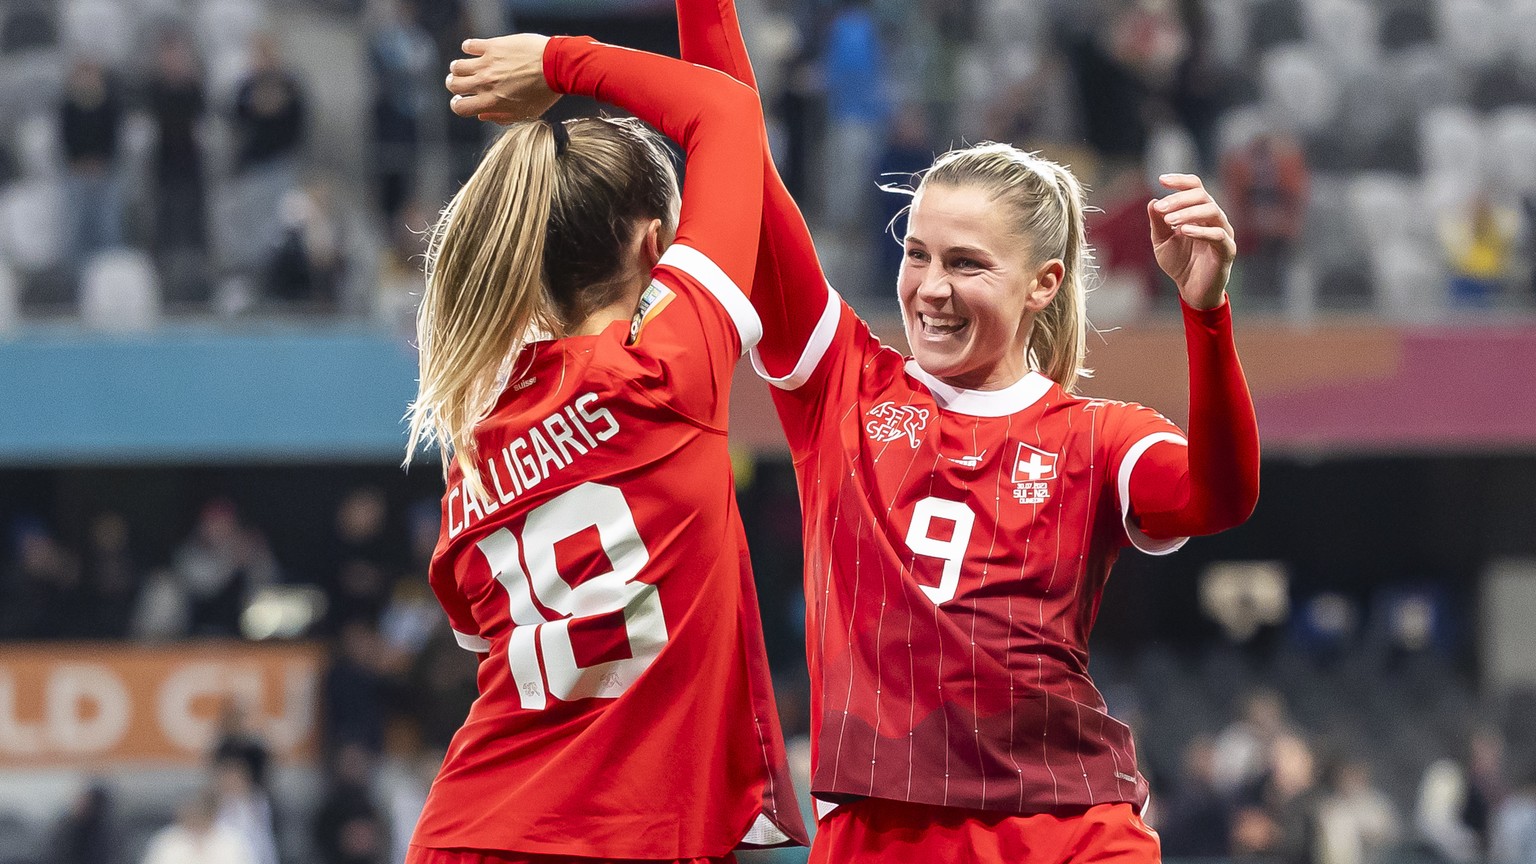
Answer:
[{"left": 865, "top": 401, "right": 930, "bottom": 448}]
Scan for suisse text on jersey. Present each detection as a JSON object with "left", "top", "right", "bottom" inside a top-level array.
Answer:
[{"left": 446, "top": 392, "right": 620, "bottom": 539}]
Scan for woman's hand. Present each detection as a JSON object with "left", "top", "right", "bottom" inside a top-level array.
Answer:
[
  {"left": 445, "top": 34, "right": 560, "bottom": 125},
  {"left": 1148, "top": 174, "right": 1237, "bottom": 310}
]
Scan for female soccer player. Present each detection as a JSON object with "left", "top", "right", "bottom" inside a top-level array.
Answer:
[
  {"left": 406, "top": 33, "right": 806, "bottom": 864},
  {"left": 668, "top": 4, "right": 1262, "bottom": 861}
]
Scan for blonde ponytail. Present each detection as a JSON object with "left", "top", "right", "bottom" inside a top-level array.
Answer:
[
  {"left": 919, "top": 143, "right": 1094, "bottom": 392},
  {"left": 406, "top": 122, "right": 559, "bottom": 502}
]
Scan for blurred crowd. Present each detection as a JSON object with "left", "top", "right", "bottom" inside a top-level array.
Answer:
[
  {"left": 3, "top": 479, "right": 1536, "bottom": 863},
  {"left": 0, "top": 0, "right": 1532, "bottom": 330}
]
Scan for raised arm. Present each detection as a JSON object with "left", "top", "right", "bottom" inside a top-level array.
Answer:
[
  {"left": 1127, "top": 176, "right": 1261, "bottom": 538},
  {"left": 676, "top": 0, "right": 836, "bottom": 379},
  {"left": 449, "top": 34, "right": 766, "bottom": 301}
]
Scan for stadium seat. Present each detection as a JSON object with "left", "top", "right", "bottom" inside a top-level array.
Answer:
[
  {"left": 1418, "top": 106, "right": 1485, "bottom": 187},
  {"left": 1436, "top": 0, "right": 1509, "bottom": 70},
  {"left": 0, "top": 257, "right": 18, "bottom": 331},
  {"left": 0, "top": 178, "right": 66, "bottom": 275},
  {"left": 1305, "top": 0, "right": 1381, "bottom": 69},
  {"left": 1349, "top": 173, "right": 1421, "bottom": 249},
  {"left": 1485, "top": 107, "right": 1536, "bottom": 193},
  {"left": 195, "top": 0, "right": 270, "bottom": 63},
  {"left": 1390, "top": 47, "right": 1468, "bottom": 116},
  {"left": 1260, "top": 45, "right": 1342, "bottom": 134},
  {"left": 61, "top": 0, "right": 133, "bottom": 69},
  {"left": 13, "top": 113, "right": 60, "bottom": 180},
  {"left": 80, "top": 247, "right": 161, "bottom": 331},
  {"left": 1513, "top": 0, "right": 1536, "bottom": 72},
  {"left": 1371, "top": 237, "right": 1445, "bottom": 319}
]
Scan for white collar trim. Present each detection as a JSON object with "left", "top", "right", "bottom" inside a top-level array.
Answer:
[{"left": 903, "top": 362, "right": 1055, "bottom": 417}]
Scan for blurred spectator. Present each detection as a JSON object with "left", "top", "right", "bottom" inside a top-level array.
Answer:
[
  {"left": 312, "top": 742, "right": 388, "bottom": 864},
  {"left": 1470, "top": 727, "right": 1513, "bottom": 856},
  {"left": 1439, "top": 192, "right": 1519, "bottom": 307},
  {"left": 173, "top": 499, "right": 279, "bottom": 637},
  {"left": 1492, "top": 763, "right": 1536, "bottom": 864},
  {"left": 1170, "top": 0, "right": 1230, "bottom": 173},
  {"left": 1, "top": 519, "right": 82, "bottom": 639},
  {"left": 131, "top": 566, "right": 191, "bottom": 641},
  {"left": 141, "top": 788, "right": 256, "bottom": 864},
  {"left": 1065, "top": 2, "right": 1180, "bottom": 168},
  {"left": 1215, "top": 688, "right": 1297, "bottom": 798},
  {"left": 325, "top": 620, "right": 394, "bottom": 754},
  {"left": 82, "top": 510, "right": 139, "bottom": 638},
  {"left": 144, "top": 27, "right": 210, "bottom": 306},
  {"left": 1086, "top": 164, "right": 1163, "bottom": 319},
  {"left": 212, "top": 697, "right": 272, "bottom": 797},
  {"left": 367, "top": 0, "right": 434, "bottom": 228},
  {"left": 1417, "top": 757, "right": 1480, "bottom": 864},
  {"left": 409, "top": 626, "right": 478, "bottom": 749},
  {"left": 822, "top": 0, "right": 889, "bottom": 237},
  {"left": 873, "top": 105, "right": 931, "bottom": 275},
  {"left": 1222, "top": 129, "right": 1309, "bottom": 309},
  {"left": 265, "top": 177, "right": 349, "bottom": 310},
  {"left": 1267, "top": 733, "right": 1325, "bottom": 864},
  {"left": 212, "top": 752, "right": 280, "bottom": 864},
  {"left": 234, "top": 34, "right": 306, "bottom": 175},
  {"left": 383, "top": 745, "right": 442, "bottom": 864},
  {"left": 61, "top": 59, "right": 125, "bottom": 267},
  {"left": 1157, "top": 735, "right": 1233, "bottom": 858},
  {"left": 319, "top": 487, "right": 398, "bottom": 633},
  {"left": 49, "top": 782, "right": 117, "bottom": 864},
  {"left": 1316, "top": 756, "right": 1401, "bottom": 864}
]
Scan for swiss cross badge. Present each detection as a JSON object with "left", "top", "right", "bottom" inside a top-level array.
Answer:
[{"left": 1011, "top": 442, "right": 1058, "bottom": 504}]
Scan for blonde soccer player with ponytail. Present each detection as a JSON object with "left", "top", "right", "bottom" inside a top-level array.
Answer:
[
  {"left": 404, "top": 31, "right": 807, "bottom": 864},
  {"left": 667, "top": 2, "right": 1262, "bottom": 860}
]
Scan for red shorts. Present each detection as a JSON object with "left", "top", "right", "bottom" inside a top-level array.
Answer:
[
  {"left": 807, "top": 799, "right": 1160, "bottom": 864},
  {"left": 405, "top": 848, "right": 735, "bottom": 864}
]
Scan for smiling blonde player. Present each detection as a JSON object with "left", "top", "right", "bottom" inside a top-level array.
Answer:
[{"left": 670, "top": 2, "right": 1263, "bottom": 860}]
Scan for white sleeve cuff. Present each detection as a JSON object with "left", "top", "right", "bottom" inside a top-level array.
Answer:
[
  {"left": 749, "top": 286, "right": 842, "bottom": 390},
  {"left": 1118, "top": 432, "right": 1191, "bottom": 556},
  {"left": 452, "top": 628, "right": 491, "bottom": 653},
  {"left": 657, "top": 243, "right": 763, "bottom": 356}
]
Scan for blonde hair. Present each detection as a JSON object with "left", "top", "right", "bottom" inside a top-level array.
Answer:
[
  {"left": 916, "top": 143, "right": 1093, "bottom": 392},
  {"left": 405, "top": 117, "right": 679, "bottom": 500}
]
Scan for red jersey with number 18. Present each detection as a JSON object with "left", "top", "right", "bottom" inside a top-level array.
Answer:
[
  {"left": 757, "top": 292, "right": 1188, "bottom": 816},
  {"left": 408, "top": 34, "right": 806, "bottom": 862}
]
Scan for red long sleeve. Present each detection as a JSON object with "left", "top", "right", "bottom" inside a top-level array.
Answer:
[
  {"left": 676, "top": 1, "right": 833, "bottom": 376},
  {"left": 1129, "top": 298, "right": 1261, "bottom": 538},
  {"left": 543, "top": 36, "right": 766, "bottom": 293}
]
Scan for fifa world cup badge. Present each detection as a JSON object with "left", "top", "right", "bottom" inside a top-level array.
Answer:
[{"left": 1012, "top": 442, "right": 1058, "bottom": 504}]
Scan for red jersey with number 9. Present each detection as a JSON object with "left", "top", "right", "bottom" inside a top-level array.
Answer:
[{"left": 755, "top": 291, "right": 1188, "bottom": 816}]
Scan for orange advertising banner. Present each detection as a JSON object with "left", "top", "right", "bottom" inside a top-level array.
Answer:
[{"left": 0, "top": 641, "right": 322, "bottom": 767}]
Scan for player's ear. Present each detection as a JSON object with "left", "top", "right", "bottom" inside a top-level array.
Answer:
[
  {"left": 639, "top": 218, "right": 665, "bottom": 271},
  {"left": 1025, "top": 258, "right": 1064, "bottom": 312}
]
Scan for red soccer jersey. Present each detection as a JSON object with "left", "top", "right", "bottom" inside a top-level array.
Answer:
[
  {"left": 409, "top": 36, "right": 805, "bottom": 860},
  {"left": 756, "top": 293, "right": 1187, "bottom": 815}
]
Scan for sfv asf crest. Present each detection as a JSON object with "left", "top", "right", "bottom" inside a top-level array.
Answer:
[
  {"left": 866, "top": 401, "right": 930, "bottom": 448},
  {"left": 1012, "top": 442, "right": 1058, "bottom": 504}
]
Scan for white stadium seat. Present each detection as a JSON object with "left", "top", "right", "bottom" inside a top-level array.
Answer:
[
  {"left": 1261, "top": 45, "right": 1342, "bottom": 134},
  {"left": 80, "top": 247, "right": 161, "bottom": 331},
  {"left": 1418, "top": 106, "right": 1484, "bottom": 187},
  {"left": 1436, "top": 0, "right": 1508, "bottom": 69},
  {"left": 61, "top": 0, "right": 133, "bottom": 68},
  {"left": 0, "top": 257, "right": 18, "bottom": 332},
  {"left": 1485, "top": 107, "right": 1536, "bottom": 193},
  {"left": 0, "top": 179, "right": 66, "bottom": 274},
  {"left": 1306, "top": 0, "right": 1380, "bottom": 69},
  {"left": 1348, "top": 173, "right": 1421, "bottom": 249}
]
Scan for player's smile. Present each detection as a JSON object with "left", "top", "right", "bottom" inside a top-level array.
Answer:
[{"left": 899, "top": 183, "right": 1056, "bottom": 391}]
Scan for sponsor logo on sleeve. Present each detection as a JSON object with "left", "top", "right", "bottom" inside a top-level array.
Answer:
[{"left": 628, "top": 281, "right": 676, "bottom": 346}]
